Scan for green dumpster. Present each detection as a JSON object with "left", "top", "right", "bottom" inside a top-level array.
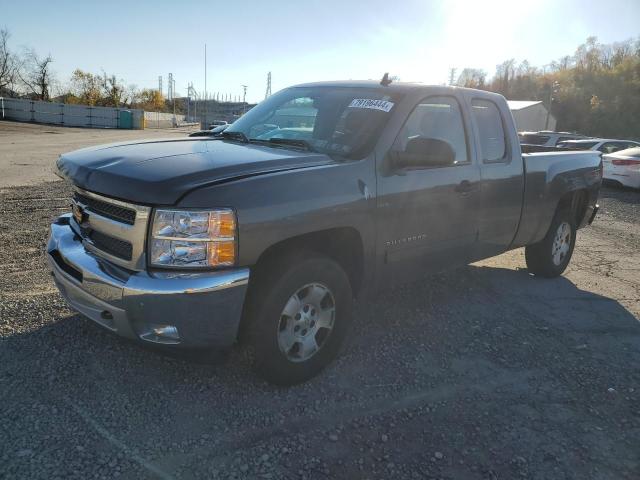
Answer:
[{"left": 119, "top": 110, "right": 133, "bottom": 129}]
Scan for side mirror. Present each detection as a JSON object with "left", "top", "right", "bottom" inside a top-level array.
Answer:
[{"left": 394, "top": 137, "right": 455, "bottom": 169}]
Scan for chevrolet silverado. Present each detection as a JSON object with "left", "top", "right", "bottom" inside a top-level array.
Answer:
[{"left": 49, "top": 80, "right": 602, "bottom": 384}]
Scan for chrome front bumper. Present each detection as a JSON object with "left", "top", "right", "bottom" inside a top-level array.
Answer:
[{"left": 47, "top": 214, "right": 250, "bottom": 348}]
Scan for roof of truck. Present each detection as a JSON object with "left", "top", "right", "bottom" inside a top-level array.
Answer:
[
  {"left": 291, "top": 80, "right": 487, "bottom": 95},
  {"left": 294, "top": 80, "right": 428, "bottom": 89}
]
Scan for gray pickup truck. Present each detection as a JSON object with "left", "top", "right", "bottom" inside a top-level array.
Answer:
[{"left": 49, "top": 80, "right": 601, "bottom": 384}]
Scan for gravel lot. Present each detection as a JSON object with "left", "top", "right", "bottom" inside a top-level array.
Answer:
[
  {"left": 0, "top": 127, "right": 639, "bottom": 479},
  {"left": 0, "top": 120, "right": 196, "bottom": 188}
]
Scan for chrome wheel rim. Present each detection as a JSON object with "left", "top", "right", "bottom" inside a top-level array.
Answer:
[
  {"left": 552, "top": 221, "right": 571, "bottom": 266},
  {"left": 277, "top": 283, "right": 336, "bottom": 362}
]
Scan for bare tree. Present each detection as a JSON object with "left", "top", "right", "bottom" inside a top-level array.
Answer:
[
  {"left": 100, "top": 72, "right": 126, "bottom": 107},
  {"left": 494, "top": 59, "right": 516, "bottom": 96},
  {"left": 0, "top": 28, "right": 19, "bottom": 92},
  {"left": 456, "top": 68, "right": 487, "bottom": 88},
  {"left": 19, "top": 49, "right": 54, "bottom": 100}
]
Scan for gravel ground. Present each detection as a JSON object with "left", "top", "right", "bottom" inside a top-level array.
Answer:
[
  {"left": 0, "top": 120, "right": 197, "bottom": 188},
  {"left": 1, "top": 180, "right": 639, "bottom": 480}
]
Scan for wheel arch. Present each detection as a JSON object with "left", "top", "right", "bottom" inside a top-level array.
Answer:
[
  {"left": 238, "top": 227, "right": 364, "bottom": 343},
  {"left": 556, "top": 188, "right": 589, "bottom": 228},
  {"left": 248, "top": 227, "right": 365, "bottom": 297}
]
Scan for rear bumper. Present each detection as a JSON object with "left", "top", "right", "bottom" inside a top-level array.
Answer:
[
  {"left": 47, "top": 214, "right": 249, "bottom": 348},
  {"left": 603, "top": 163, "right": 640, "bottom": 189}
]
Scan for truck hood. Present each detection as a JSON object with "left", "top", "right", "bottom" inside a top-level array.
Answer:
[{"left": 56, "top": 138, "right": 333, "bottom": 205}]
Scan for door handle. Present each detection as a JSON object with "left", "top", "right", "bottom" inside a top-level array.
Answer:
[{"left": 455, "top": 180, "right": 474, "bottom": 194}]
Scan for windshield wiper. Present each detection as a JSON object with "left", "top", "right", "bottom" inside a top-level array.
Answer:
[
  {"left": 267, "top": 138, "right": 315, "bottom": 152},
  {"left": 221, "top": 130, "right": 249, "bottom": 143}
]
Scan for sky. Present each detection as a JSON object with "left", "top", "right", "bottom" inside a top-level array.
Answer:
[{"left": 3, "top": 0, "right": 640, "bottom": 103}]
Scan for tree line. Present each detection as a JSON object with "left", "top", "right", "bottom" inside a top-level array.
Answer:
[
  {"left": 0, "top": 27, "right": 167, "bottom": 112},
  {"left": 2, "top": 27, "right": 639, "bottom": 137},
  {"left": 456, "top": 36, "right": 640, "bottom": 139}
]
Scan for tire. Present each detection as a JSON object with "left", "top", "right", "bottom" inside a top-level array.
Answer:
[
  {"left": 246, "top": 253, "right": 353, "bottom": 385},
  {"left": 525, "top": 208, "right": 576, "bottom": 278}
]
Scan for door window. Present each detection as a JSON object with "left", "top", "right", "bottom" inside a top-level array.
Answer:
[
  {"left": 471, "top": 99, "right": 507, "bottom": 163},
  {"left": 394, "top": 96, "right": 469, "bottom": 165}
]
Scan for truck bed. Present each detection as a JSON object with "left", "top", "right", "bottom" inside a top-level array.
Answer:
[{"left": 513, "top": 150, "right": 602, "bottom": 247}]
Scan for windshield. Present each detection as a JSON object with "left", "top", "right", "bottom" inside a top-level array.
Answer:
[{"left": 225, "top": 86, "right": 401, "bottom": 158}]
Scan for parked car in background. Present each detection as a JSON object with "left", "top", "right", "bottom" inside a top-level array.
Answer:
[
  {"left": 558, "top": 138, "right": 640, "bottom": 154},
  {"left": 602, "top": 147, "right": 640, "bottom": 189},
  {"left": 210, "top": 120, "right": 229, "bottom": 128},
  {"left": 518, "top": 130, "right": 588, "bottom": 147}
]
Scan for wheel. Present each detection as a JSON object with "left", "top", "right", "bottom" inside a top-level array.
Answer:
[
  {"left": 525, "top": 208, "right": 576, "bottom": 278},
  {"left": 246, "top": 253, "right": 353, "bottom": 385}
]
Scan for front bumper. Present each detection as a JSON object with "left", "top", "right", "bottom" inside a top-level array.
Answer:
[{"left": 47, "top": 214, "right": 250, "bottom": 348}]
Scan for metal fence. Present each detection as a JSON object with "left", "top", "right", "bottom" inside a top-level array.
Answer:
[
  {"left": 143, "top": 111, "right": 186, "bottom": 129},
  {"left": 0, "top": 97, "right": 143, "bottom": 129}
]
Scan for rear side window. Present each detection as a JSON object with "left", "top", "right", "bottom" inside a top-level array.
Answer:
[{"left": 471, "top": 99, "right": 507, "bottom": 162}]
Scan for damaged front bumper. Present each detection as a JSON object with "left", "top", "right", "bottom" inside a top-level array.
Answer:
[{"left": 47, "top": 214, "right": 249, "bottom": 348}]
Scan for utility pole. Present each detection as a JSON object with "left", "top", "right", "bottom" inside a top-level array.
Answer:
[
  {"left": 265, "top": 72, "right": 272, "bottom": 99},
  {"left": 204, "top": 44, "right": 207, "bottom": 128},
  {"left": 545, "top": 81, "right": 560, "bottom": 130},
  {"left": 448, "top": 68, "right": 457, "bottom": 86}
]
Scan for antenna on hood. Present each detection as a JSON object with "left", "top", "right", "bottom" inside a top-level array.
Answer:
[{"left": 380, "top": 72, "right": 392, "bottom": 86}]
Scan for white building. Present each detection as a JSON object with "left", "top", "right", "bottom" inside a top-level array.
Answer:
[{"left": 507, "top": 100, "right": 556, "bottom": 132}]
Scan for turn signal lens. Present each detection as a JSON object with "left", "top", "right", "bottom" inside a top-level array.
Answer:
[
  {"left": 209, "top": 210, "right": 236, "bottom": 238},
  {"left": 208, "top": 241, "right": 236, "bottom": 267}
]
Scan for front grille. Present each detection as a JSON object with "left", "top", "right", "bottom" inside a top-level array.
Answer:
[
  {"left": 88, "top": 230, "right": 133, "bottom": 261},
  {"left": 74, "top": 192, "right": 136, "bottom": 225}
]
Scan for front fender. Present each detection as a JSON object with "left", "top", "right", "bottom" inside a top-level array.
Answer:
[{"left": 177, "top": 159, "right": 377, "bottom": 269}]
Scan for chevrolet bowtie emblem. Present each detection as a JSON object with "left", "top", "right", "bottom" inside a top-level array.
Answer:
[{"left": 72, "top": 203, "right": 87, "bottom": 224}]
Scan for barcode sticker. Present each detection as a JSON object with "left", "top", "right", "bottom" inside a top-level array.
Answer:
[{"left": 348, "top": 99, "right": 395, "bottom": 112}]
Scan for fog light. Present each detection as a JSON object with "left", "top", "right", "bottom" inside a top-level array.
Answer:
[{"left": 139, "top": 324, "right": 181, "bottom": 344}]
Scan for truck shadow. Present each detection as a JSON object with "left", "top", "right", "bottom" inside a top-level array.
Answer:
[
  {"left": 3, "top": 263, "right": 639, "bottom": 478},
  {"left": 5, "top": 263, "right": 638, "bottom": 390}
]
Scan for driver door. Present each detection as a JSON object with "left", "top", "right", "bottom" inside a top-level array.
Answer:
[{"left": 377, "top": 95, "right": 481, "bottom": 285}]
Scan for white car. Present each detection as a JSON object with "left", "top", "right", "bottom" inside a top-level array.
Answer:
[
  {"left": 602, "top": 147, "right": 640, "bottom": 189},
  {"left": 557, "top": 138, "right": 640, "bottom": 155},
  {"left": 518, "top": 131, "right": 588, "bottom": 147}
]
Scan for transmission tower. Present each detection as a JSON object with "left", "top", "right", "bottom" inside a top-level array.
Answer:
[
  {"left": 158, "top": 76, "right": 163, "bottom": 94},
  {"left": 168, "top": 73, "right": 173, "bottom": 100},
  {"left": 265, "top": 72, "right": 272, "bottom": 99}
]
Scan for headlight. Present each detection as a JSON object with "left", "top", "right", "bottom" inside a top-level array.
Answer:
[{"left": 149, "top": 209, "right": 236, "bottom": 268}]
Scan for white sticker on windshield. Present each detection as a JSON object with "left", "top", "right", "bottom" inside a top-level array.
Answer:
[{"left": 348, "top": 99, "right": 395, "bottom": 112}]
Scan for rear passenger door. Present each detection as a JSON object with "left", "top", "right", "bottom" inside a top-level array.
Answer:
[
  {"left": 469, "top": 97, "right": 524, "bottom": 260},
  {"left": 377, "top": 95, "right": 481, "bottom": 284}
]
